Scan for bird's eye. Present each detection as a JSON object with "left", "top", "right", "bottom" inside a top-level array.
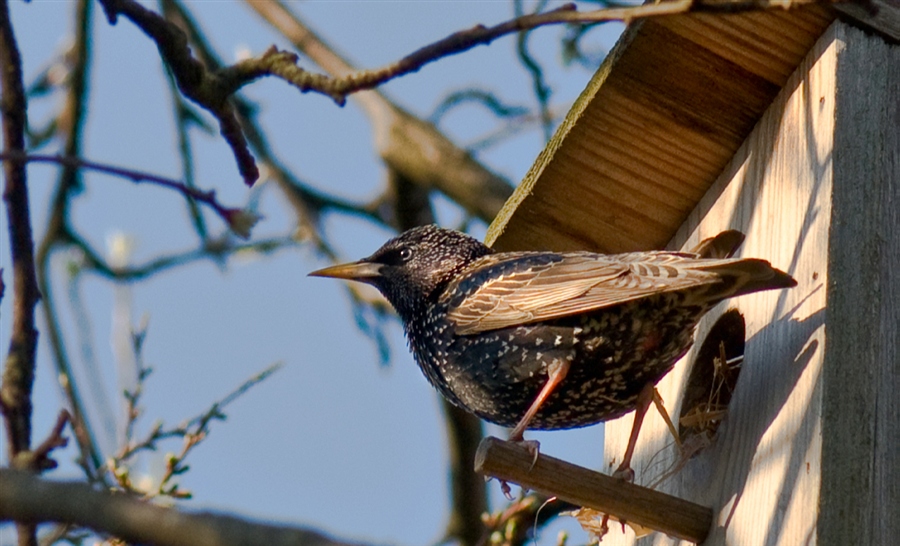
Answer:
[{"left": 376, "top": 246, "right": 413, "bottom": 266}]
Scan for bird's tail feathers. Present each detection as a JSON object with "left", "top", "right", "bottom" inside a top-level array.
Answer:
[{"left": 696, "top": 258, "right": 797, "bottom": 301}]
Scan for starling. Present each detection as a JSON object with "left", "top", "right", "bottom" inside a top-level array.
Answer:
[{"left": 310, "top": 225, "right": 795, "bottom": 477}]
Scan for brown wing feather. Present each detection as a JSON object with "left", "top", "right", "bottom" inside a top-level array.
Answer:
[{"left": 447, "top": 252, "right": 723, "bottom": 335}]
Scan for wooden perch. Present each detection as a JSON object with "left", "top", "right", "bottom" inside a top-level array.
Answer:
[{"left": 474, "top": 437, "right": 712, "bottom": 543}]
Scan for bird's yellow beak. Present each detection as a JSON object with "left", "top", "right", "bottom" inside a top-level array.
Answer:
[{"left": 308, "top": 260, "right": 383, "bottom": 280}]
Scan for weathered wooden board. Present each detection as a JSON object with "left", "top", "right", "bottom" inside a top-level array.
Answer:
[
  {"left": 602, "top": 22, "right": 838, "bottom": 545},
  {"left": 835, "top": 0, "right": 900, "bottom": 42},
  {"left": 821, "top": 23, "right": 900, "bottom": 546}
]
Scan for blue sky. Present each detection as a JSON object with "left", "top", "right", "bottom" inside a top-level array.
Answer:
[{"left": 1, "top": 2, "right": 625, "bottom": 544}]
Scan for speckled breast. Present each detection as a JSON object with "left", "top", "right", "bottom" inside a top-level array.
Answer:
[{"left": 410, "top": 293, "right": 708, "bottom": 430}]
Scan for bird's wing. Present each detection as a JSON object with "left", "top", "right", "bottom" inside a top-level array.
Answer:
[{"left": 445, "top": 251, "right": 717, "bottom": 335}]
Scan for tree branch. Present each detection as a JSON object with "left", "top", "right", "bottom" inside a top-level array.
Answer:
[
  {"left": 31, "top": 0, "right": 107, "bottom": 483},
  {"left": 0, "top": 152, "right": 260, "bottom": 239},
  {"left": 440, "top": 402, "right": 487, "bottom": 546},
  {"left": 97, "top": 0, "right": 259, "bottom": 185},
  {"left": 159, "top": 0, "right": 397, "bottom": 237},
  {"left": 73, "top": 235, "right": 297, "bottom": 282},
  {"left": 0, "top": 0, "right": 40, "bottom": 461},
  {"left": 96, "top": 0, "right": 832, "bottom": 196},
  {"left": 247, "top": 0, "right": 515, "bottom": 224},
  {"left": 514, "top": 0, "right": 554, "bottom": 143},
  {"left": 0, "top": 3, "right": 43, "bottom": 545},
  {"left": 14, "top": 410, "right": 70, "bottom": 473},
  {"left": 0, "top": 469, "right": 371, "bottom": 546},
  {"left": 248, "top": 0, "right": 833, "bottom": 104},
  {"left": 163, "top": 68, "right": 210, "bottom": 242},
  {"left": 108, "top": 362, "right": 283, "bottom": 500}
]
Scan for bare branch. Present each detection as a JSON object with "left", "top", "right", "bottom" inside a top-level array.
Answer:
[
  {"left": 97, "top": 0, "right": 259, "bottom": 185},
  {"left": 163, "top": 68, "right": 210, "bottom": 242},
  {"left": 467, "top": 108, "right": 566, "bottom": 153},
  {"left": 514, "top": 0, "right": 554, "bottom": 142},
  {"left": 0, "top": 469, "right": 371, "bottom": 546},
  {"left": 159, "top": 0, "right": 398, "bottom": 235},
  {"left": 15, "top": 410, "right": 71, "bottom": 473},
  {"left": 245, "top": 1, "right": 515, "bottom": 224},
  {"left": 97, "top": 0, "right": 830, "bottom": 199},
  {"left": 0, "top": 152, "right": 259, "bottom": 240},
  {"left": 430, "top": 90, "right": 529, "bottom": 125},
  {"left": 70, "top": 234, "right": 296, "bottom": 282},
  {"left": 248, "top": 0, "right": 833, "bottom": 103},
  {"left": 109, "top": 362, "right": 283, "bottom": 500},
  {"left": 0, "top": 19, "right": 41, "bottom": 543},
  {"left": 440, "top": 402, "right": 487, "bottom": 546},
  {"left": 31, "top": 0, "right": 107, "bottom": 483}
]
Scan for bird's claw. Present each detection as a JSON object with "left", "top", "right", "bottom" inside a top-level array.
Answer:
[
  {"left": 511, "top": 438, "right": 541, "bottom": 469},
  {"left": 494, "top": 438, "right": 540, "bottom": 500},
  {"left": 500, "top": 480, "right": 514, "bottom": 500},
  {"left": 611, "top": 464, "right": 634, "bottom": 482}
]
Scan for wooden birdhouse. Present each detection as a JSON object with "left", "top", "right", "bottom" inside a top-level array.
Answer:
[{"left": 476, "top": 3, "right": 899, "bottom": 545}]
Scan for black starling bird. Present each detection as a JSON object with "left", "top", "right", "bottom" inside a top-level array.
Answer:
[{"left": 310, "top": 225, "right": 795, "bottom": 477}]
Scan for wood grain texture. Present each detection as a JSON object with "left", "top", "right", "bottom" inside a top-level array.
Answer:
[
  {"left": 474, "top": 437, "right": 713, "bottom": 543},
  {"left": 603, "top": 22, "right": 839, "bottom": 546},
  {"left": 820, "top": 23, "right": 900, "bottom": 546},
  {"left": 486, "top": 5, "right": 835, "bottom": 255}
]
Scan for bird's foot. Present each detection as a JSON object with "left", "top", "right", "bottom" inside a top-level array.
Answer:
[
  {"left": 510, "top": 438, "right": 541, "bottom": 468},
  {"left": 611, "top": 464, "right": 634, "bottom": 483},
  {"left": 500, "top": 480, "right": 514, "bottom": 500},
  {"left": 495, "top": 437, "right": 540, "bottom": 499},
  {"left": 599, "top": 514, "right": 611, "bottom": 542}
]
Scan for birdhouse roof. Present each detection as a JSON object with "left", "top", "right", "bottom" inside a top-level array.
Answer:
[{"left": 485, "top": 2, "right": 896, "bottom": 253}]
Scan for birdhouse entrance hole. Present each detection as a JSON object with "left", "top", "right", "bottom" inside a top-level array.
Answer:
[{"left": 678, "top": 309, "right": 746, "bottom": 453}]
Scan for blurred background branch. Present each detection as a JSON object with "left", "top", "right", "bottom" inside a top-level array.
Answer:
[{"left": 0, "top": 469, "right": 372, "bottom": 546}]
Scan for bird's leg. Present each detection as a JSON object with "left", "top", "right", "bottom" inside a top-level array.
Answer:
[
  {"left": 601, "top": 388, "right": 670, "bottom": 539},
  {"left": 497, "top": 360, "right": 570, "bottom": 500},
  {"left": 651, "top": 388, "right": 681, "bottom": 448},
  {"left": 604, "top": 389, "right": 653, "bottom": 538},
  {"left": 507, "top": 360, "right": 571, "bottom": 462},
  {"left": 612, "top": 382, "right": 655, "bottom": 482}
]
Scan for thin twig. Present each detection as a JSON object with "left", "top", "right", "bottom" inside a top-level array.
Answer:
[
  {"left": 478, "top": 493, "right": 576, "bottom": 546},
  {"left": 430, "top": 89, "right": 529, "bottom": 126},
  {"left": 27, "top": 410, "right": 72, "bottom": 472},
  {"left": 32, "top": 0, "right": 106, "bottom": 483},
  {"left": 0, "top": 152, "right": 259, "bottom": 239},
  {"left": 73, "top": 234, "right": 297, "bottom": 282},
  {"left": 514, "top": 0, "right": 554, "bottom": 142},
  {"left": 467, "top": 107, "right": 565, "bottom": 153},
  {"left": 34, "top": 253, "right": 105, "bottom": 481},
  {"left": 163, "top": 65, "right": 210, "bottom": 242},
  {"left": 109, "top": 362, "right": 283, "bottom": 499}
]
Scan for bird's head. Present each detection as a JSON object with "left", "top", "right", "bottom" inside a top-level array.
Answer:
[{"left": 309, "top": 225, "right": 492, "bottom": 320}]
